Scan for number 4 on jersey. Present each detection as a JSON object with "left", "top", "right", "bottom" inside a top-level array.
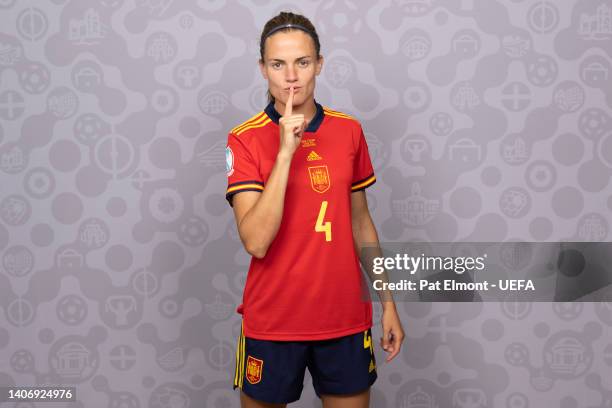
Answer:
[{"left": 315, "top": 201, "right": 332, "bottom": 242}]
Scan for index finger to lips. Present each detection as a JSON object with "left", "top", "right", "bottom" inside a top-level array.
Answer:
[{"left": 284, "top": 86, "right": 294, "bottom": 117}]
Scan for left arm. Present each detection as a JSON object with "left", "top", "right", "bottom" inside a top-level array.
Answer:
[{"left": 351, "top": 190, "right": 405, "bottom": 362}]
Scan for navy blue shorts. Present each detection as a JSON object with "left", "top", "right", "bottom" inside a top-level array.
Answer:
[{"left": 232, "top": 324, "right": 377, "bottom": 404}]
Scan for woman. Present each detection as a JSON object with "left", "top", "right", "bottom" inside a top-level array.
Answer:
[{"left": 225, "top": 11, "right": 404, "bottom": 408}]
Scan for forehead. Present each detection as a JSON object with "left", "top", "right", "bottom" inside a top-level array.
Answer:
[{"left": 263, "top": 30, "right": 316, "bottom": 59}]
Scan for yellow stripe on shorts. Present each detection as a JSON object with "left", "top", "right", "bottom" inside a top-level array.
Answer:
[
  {"left": 234, "top": 325, "right": 240, "bottom": 387},
  {"left": 234, "top": 321, "right": 245, "bottom": 388},
  {"left": 239, "top": 323, "right": 246, "bottom": 388}
]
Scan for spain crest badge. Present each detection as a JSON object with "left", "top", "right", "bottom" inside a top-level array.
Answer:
[
  {"left": 246, "top": 355, "right": 263, "bottom": 384},
  {"left": 308, "top": 165, "right": 331, "bottom": 193}
]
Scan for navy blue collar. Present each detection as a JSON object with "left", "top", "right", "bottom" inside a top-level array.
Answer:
[{"left": 264, "top": 99, "right": 325, "bottom": 133}]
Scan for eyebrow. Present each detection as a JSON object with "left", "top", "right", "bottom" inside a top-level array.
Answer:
[{"left": 269, "top": 56, "right": 312, "bottom": 62}]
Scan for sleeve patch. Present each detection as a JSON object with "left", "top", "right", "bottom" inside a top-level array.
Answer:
[{"left": 225, "top": 146, "right": 234, "bottom": 177}]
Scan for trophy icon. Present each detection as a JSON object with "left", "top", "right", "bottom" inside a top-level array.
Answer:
[
  {"left": 402, "top": 138, "right": 427, "bottom": 162},
  {"left": 105, "top": 295, "right": 136, "bottom": 327}
]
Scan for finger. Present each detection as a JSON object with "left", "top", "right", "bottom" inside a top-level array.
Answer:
[
  {"left": 386, "top": 334, "right": 403, "bottom": 362},
  {"left": 284, "top": 86, "right": 294, "bottom": 117},
  {"left": 282, "top": 116, "right": 304, "bottom": 126},
  {"left": 280, "top": 116, "right": 304, "bottom": 127},
  {"left": 386, "top": 344, "right": 400, "bottom": 362},
  {"left": 381, "top": 332, "right": 390, "bottom": 351},
  {"left": 284, "top": 118, "right": 305, "bottom": 134},
  {"left": 297, "top": 120, "right": 307, "bottom": 136},
  {"left": 292, "top": 120, "right": 304, "bottom": 133}
]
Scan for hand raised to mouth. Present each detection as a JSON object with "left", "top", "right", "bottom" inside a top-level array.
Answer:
[{"left": 278, "top": 86, "right": 309, "bottom": 157}]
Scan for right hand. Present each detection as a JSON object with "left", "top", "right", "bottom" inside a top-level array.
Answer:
[{"left": 278, "top": 86, "right": 308, "bottom": 157}]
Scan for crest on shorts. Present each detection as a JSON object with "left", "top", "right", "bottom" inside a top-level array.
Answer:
[
  {"left": 246, "top": 355, "right": 263, "bottom": 384},
  {"left": 308, "top": 165, "right": 330, "bottom": 193}
]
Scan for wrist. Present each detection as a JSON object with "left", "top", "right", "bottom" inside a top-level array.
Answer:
[
  {"left": 381, "top": 300, "right": 397, "bottom": 312},
  {"left": 276, "top": 151, "right": 293, "bottom": 162}
]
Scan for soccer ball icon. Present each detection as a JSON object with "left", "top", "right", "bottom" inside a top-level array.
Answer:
[
  {"left": 74, "top": 113, "right": 106, "bottom": 145},
  {"left": 505, "top": 342, "right": 529, "bottom": 366},
  {"left": 19, "top": 62, "right": 50, "bottom": 94},
  {"left": 11, "top": 349, "right": 35, "bottom": 373},
  {"left": 57, "top": 294, "right": 88, "bottom": 325},
  {"left": 526, "top": 55, "right": 557, "bottom": 87},
  {"left": 429, "top": 112, "right": 453, "bottom": 136},
  {"left": 578, "top": 108, "right": 609, "bottom": 139}
]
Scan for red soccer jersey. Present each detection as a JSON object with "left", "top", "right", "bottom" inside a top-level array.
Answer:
[{"left": 225, "top": 100, "right": 377, "bottom": 340}]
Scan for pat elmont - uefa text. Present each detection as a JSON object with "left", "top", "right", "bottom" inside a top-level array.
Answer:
[{"left": 371, "top": 253, "right": 535, "bottom": 292}]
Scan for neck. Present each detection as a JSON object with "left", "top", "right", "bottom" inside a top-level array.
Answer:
[{"left": 274, "top": 97, "right": 317, "bottom": 121}]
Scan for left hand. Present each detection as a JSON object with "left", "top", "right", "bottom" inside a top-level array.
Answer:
[{"left": 380, "top": 303, "right": 404, "bottom": 363}]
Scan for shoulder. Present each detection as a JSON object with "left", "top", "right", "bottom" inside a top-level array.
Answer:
[
  {"left": 322, "top": 105, "right": 362, "bottom": 130},
  {"left": 322, "top": 106, "right": 365, "bottom": 151},
  {"left": 229, "top": 110, "right": 272, "bottom": 138}
]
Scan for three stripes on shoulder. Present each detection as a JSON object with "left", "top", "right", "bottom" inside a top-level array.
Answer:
[{"left": 230, "top": 107, "right": 357, "bottom": 136}]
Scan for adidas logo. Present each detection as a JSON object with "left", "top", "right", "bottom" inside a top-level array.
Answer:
[{"left": 307, "top": 151, "right": 323, "bottom": 161}]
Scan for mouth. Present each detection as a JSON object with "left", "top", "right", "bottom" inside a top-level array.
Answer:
[{"left": 285, "top": 87, "right": 301, "bottom": 91}]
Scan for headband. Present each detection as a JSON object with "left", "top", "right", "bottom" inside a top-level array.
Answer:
[{"left": 264, "top": 23, "right": 314, "bottom": 40}]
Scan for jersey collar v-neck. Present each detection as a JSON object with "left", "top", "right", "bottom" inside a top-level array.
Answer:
[{"left": 264, "top": 99, "right": 325, "bottom": 133}]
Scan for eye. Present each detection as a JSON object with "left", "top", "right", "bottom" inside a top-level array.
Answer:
[
  {"left": 299, "top": 60, "right": 310, "bottom": 67},
  {"left": 271, "top": 62, "right": 281, "bottom": 69}
]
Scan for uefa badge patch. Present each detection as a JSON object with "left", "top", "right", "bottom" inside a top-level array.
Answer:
[{"left": 225, "top": 146, "right": 234, "bottom": 176}]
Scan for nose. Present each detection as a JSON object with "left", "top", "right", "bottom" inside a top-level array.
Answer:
[{"left": 285, "top": 64, "right": 298, "bottom": 81}]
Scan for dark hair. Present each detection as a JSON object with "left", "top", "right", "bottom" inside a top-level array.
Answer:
[{"left": 259, "top": 11, "right": 321, "bottom": 104}]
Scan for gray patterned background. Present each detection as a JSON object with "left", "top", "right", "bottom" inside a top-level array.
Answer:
[{"left": 1, "top": 0, "right": 611, "bottom": 406}]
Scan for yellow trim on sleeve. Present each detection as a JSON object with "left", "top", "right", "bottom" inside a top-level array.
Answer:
[
  {"left": 351, "top": 175, "right": 376, "bottom": 191},
  {"left": 226, "top": 184, "right": 264, "bottom": 194}
]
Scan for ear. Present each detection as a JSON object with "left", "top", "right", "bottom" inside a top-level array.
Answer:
[
  {"left": 258, "top": 59, "right": 268, "bottom": 80},
  {"left": 315, "top": 55, "right": 324, "bottom": 76}
]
